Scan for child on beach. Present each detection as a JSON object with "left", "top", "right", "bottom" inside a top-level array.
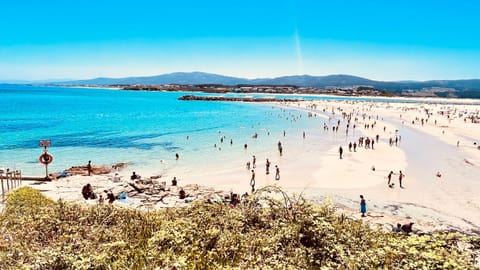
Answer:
[
  {"left": 360, "top": 195, "right": 367, "bottom": 217},
  {"left": 393, "top": 223, "right": 402, "bottom": 233},
  {"left": 105, "top": 190, "right": 115, "bottom": 204}
]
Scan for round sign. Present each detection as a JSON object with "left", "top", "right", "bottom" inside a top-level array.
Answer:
[{"left": 39, "top": 153, "right": 54, "bottom": 165}]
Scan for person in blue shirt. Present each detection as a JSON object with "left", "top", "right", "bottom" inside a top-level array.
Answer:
[{"left": 360, "top": 195, "right": 367, "bottom": 217}]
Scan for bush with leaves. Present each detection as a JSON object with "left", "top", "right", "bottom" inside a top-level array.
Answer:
[{"left": 0, "top": 186, "right": 477, "bottom": 269}]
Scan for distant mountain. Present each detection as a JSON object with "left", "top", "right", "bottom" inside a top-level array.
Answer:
[
  {"left": 0, "top": 78, "right": 75, "bottom": 84},
  {"left": 58, "top": 72, "right": 250, "bottom": 86},
  {"left": 54, "top": 72, "right": 480, "bottom": 98},
  {"left": 252, "top": 74, "right": 376, "bottom": 87},
  {"left": 58, "top": 73, "right": 377, "bottom": 87}
]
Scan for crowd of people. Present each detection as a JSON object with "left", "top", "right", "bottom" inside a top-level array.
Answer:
[{"left": 76, "top": 101, "right": 478, "bottom": 237}]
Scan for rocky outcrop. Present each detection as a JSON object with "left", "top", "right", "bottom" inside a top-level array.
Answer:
[
  {"left": 178, "top": 95, "right": 302, "bottom": 102},
  {"left": 56, "top": 162, "right": 129, "bottom": 178}
]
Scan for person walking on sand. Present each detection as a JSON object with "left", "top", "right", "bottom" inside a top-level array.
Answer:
[
  {"left": 275, "top": 165, "right": 280, "bottom": 180},
  {"left": 339, "top": 146, "right": 343, "bottom": 159},
  {"left": 399, "top": 170, "right": 405, "bottom": 188},
  {"left": 252, "top": 155, "right": 256, "bottom": 168},
  {"left": 277, "top": 141, "right": 283, "bottom": 155},
  {"left": 387, "top": 171, "right": 394, "bottom": 187},
  {"left": 360, "top": 195, "right": 367, "bottom": 217},
  {"left": 250, "top": 170, "right": 256, "bottom": 192}
]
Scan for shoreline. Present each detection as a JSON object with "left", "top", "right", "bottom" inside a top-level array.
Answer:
[{"left": 11, "top": 97, "right": 479, "bottom": 235}]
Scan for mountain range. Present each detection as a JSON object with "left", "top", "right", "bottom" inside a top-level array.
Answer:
[{"left": 54, "top": 72, "right": 480, "bottom": 98}]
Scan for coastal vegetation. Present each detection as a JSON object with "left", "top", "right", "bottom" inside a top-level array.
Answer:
[{"left": 1, "top": 187, "right": 478, "bottom": 269}]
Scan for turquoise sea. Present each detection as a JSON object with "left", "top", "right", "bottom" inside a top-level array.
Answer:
[
  {"left": 0, "top": 85, "right": 320, "bottom": 176},
  {"left": 1, "top": 84, "right": 477, "bottom": 177}
]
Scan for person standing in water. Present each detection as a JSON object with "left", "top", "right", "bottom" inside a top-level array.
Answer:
[
  {"left": 252, "top": 155, "right": 256, "bottom": 168},
  {"left": 360, "top": 195, "right": 367, "bottom": 217}
]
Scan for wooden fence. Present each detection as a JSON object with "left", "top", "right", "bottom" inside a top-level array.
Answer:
[{"left": 0, "top": 170, "right": 22, "bottom": 201}]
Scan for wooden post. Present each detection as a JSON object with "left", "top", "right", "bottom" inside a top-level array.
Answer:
[
  {"left": 16, "top": 170, "right": 21, "bottom": 188},
  {"left": 6, "top": 172, "right": 10, "bottom": 192},
  {"left": 9, "top": 172, "right": 13, "bottom": 190},
  {"left": 1, "top": 174, "right": 4, "bottom": 200}
]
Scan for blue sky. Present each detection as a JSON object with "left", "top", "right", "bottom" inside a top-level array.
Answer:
[{"left": 1, "top": 0, "right": 479, "bottom": 81}]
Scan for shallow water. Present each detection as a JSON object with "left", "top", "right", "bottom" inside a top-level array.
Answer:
[{"left": 0, "top": 85, "right": 329, "bottom": 175}]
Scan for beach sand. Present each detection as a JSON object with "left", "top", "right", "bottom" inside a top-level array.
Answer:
[{"left": 19, "top": 97, "right": 480, "bottom": 234}]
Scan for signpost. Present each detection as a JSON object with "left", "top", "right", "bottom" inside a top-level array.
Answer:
[{"left": 39, "top": 140, "right": 53, "bottom": 179}]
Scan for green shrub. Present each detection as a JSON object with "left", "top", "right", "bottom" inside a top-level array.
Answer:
[{"left": 0, "top": 186, "right": 477, "bottom": 269}]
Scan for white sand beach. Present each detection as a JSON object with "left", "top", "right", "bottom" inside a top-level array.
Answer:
[{"left": 19, "top": 97, "right": 480, "bottom": 234}]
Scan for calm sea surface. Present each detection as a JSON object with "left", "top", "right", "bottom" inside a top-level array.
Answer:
[
  {"left": 0, "top": 85, "right": 317, "bottom": 175},
  {"left": 1, "top": 84, "right": 476, "bottom": 176}
]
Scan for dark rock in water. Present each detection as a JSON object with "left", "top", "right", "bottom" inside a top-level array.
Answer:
[
  {"left": 60, "top": 162, "right": 128, "bottom": 177},
  {"left": 178, "top": 95, "right": 302, "bottom": 102}
]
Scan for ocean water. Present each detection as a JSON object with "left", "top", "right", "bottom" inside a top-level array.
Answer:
[
  {"left": 0, "top": 85, "right": 329, "bottom": 176},
  {"left": 3, "top": 85, "right": 476, "bottom": 178}
]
